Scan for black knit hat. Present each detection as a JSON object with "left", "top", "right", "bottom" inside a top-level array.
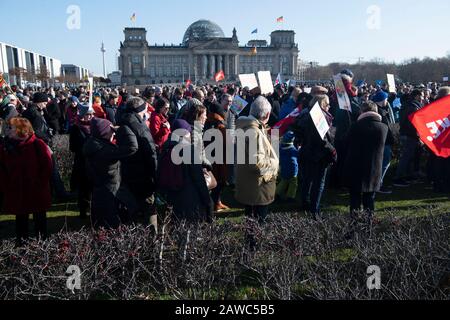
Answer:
[{"left": 33, "top": 92, "right": 49, "bottom": 103}]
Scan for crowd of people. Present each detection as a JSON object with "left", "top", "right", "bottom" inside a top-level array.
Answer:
[{"left": 0, "top": 70, "right": 449, "bottom": 245}]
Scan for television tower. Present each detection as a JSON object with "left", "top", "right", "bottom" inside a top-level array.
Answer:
[{"left": 101, "top": 42, "right": 106, "bottom": 78}]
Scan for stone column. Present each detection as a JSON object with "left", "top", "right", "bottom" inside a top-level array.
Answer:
[
  {"left": 128, "top": 55, "right": 132, "bottom": 76},
  {"left": 209, "top": 54, "right": 215, "bottom": 79},
  {"left": 142, "top": 54, "right": 146, "bottom": 76},
  {"left": 224, "top": 55, "right": 230, "bottom": 79},
  {"left": 202, "top": 55, "right": 207, "bottom": 80},
  {"left": 218, "top": 55, "right": 223, "bottom": 73},
  {"left": 234, "top": 55, "right": 239, "bottom": 77}
]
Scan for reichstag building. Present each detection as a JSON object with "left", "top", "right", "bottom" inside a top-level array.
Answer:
[{"left": 119, "top": 20, "right": 299, "bottom": 85}]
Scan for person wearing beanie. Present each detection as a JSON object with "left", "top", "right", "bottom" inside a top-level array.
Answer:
[
  {"left": 159, "top": 118, "right": 213, "bottom": 223},
  {"left": 0, "top": 94, "right": 19, "bottom": 120},
  {"left": 371, "top": 91, "right": 396, "bottom": 194},
  {"left": 67, "top": 96, "right": 80, "bottom": 130},
  {"left": 83, "top": 118, "right": 138, "bottom": 229},
  {"left": 276, "top": 131, "right": 299, "bottom": 203},
  {"left": 69, "top": 104, "right": 94, "bottom": 219},
  {"left": 204, "top": 98, "right": 231, "bottom": 213},
  {"left": 330, "top": 69, "right": 361, "bottom": 189},
  {"left": 149, "top": 97, "right": 171, "bottom": 151},
  {"left": 23, "top": 91, "right": 72, "bottom": 201},
  {"left": 394, "top": 89, "right": 425, "bottom": 187},
  {"left": 116, "top": 96, "right": 158, "bottom": 231}
]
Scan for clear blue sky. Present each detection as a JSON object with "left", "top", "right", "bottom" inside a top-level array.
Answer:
[{"left": 1, "top": 0, "right": 449, "bottom": 75}]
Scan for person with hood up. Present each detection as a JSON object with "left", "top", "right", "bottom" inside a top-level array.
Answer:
[
  {"left": 275, "top": 131, "right": 299, "bottom": 203},
  {"left": 160, "top": 119, "right": 213, "bottom": 223},
  {"left": 83, "top": 118, "right": 138, "bottom": 229},
  {"left": 69, "top": 103, "right": 94, "bottom": 218},
  {"left": 116, "top": 96, "right": 158, "bottom": 231}
]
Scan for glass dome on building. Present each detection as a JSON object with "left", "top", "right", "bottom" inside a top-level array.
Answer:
[{"left": 182, "top": 20, "right": 225, "bottom": 44}]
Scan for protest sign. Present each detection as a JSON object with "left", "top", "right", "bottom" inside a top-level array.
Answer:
[
  {"left": 310, "top": 102, "right": 330, "bottom": 140},
  {"left": 88, "top": 77, "right": 94, "bottom": 108},
  {"left": 238, "top": 73, "right": 258, "bottom": 90},
  {"left": 409, "top": 95, "right": 450, "bottom": 158},
  {"left": 257, "top": 71, "right": 274, "bottom": 95},
  {"left": 231, "top": 95, "right": 248, "bottom": 115},
  {"left": 303, "top": 87, "right": 312, "bottom": 94},
  {"left": 387, "top": 74, "right": 396, "bottom": 93},
  {"left": 333, "top": 75, "right": 351, "bottom": 112},
  {"left": 444, "top": 77, "right": 449, "bottom": 82}
]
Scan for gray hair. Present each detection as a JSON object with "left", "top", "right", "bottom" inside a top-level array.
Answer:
[
  {"left": 360, "top": 101, "right": 378, "bottom": 113},
  {"left": 437, "top": 86, "right": 450, "bottom": 99},
  {"left": 250, "top": 96, "right": 272, "bottom": 120}
]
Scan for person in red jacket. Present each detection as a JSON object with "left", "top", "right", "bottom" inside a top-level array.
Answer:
[
  {"left": 149, "top": 98, "right": 171, "bottom": 151},
  {"left": 92, "top": 94, "right": 107, "bottom": 119},
  {"left": 0, "top": 117, "right": 53, "bottom": 245}
]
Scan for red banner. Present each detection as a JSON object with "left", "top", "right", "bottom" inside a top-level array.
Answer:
[
  {"left": 214, "top": 70, "right": 225, "bottom": 82},
  {"left": 409, "top": 95, "right": 450, "bottom": 158}
]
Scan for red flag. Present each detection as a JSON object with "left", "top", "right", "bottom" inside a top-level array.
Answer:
[
  {"left": 276, "top": 16, "right": 284, "bottom": 23},
  {"left": 0, "top": 75, "right": 6, "bottom": 88},
  {"left": 409, "top": 95, "right": 450, "bottom": 158},
  {"left": 214, "top": 70, "right": 225, "bottom": 82},
  {"left": 185, "top": 79, "right": 192, "bottom": 87}
]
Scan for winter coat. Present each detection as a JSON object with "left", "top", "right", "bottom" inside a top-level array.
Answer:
[
  {"left": 0, "top": 134, "right": 52, "bottom": 215},
  {"left": 83, "top": 126, "right": 138, "bottom": 228},
  {"left": 69, "top": 123, "right": 90, "bottom": 192},
  {"left": 205, "top": 111, "right": 228, "bottom": 184},
  {"left": 293, "top": 110, "right": 337, "bottom": 166},
  {"left": 45, "top": 100, "right": 61, "bottom": 133},
  {"left": 234, "top": 116, "right": 279, "bottom": 206},
  {"left": 22, "top": 104, "right": 52, "bottom": 145},
  {"left": 378, "top": 103, "right": 396, "bottom": 146},
  {"left": 344, "top": 112, "right": 388, "bottom": 192},
  {"left": 164, "top": 141, "right": 212, "bottom": 223},
  {"left": 279, "top": 98, "right": 297, "bottom": 121},
  {"left": 279, "top": 143, "right": 299, "bottom": 179},
  {"left": 399, "top": 100, "right": 422, "bottom": 139},
  {"left": 92, "top": 102, "right": 107, "bottom": 119},
  {"left": 104, "top": 103, "right": 119, "bottom": 126},
  {"left": 66, "top": 105, "right": 78, "bottom": 129},
  {"left": 149, "top": 112, "right": 171, "bottom": 150},
  {"left": 119, "top": 112, "right": 158, "bottom": 197},
  {"left": 334, "top": 96, "right": 361, "bottom": 143}
]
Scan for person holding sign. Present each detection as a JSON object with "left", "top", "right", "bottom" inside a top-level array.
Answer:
[
  {"left": 344, "top": 101, "right": 388, "bottom": 228},
  {"left": 292, "top": 95, "right": 336, "bottom": 220}
]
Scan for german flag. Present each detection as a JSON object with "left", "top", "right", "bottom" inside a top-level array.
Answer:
[{"left": 276, "top": 16, "right": 284, "bottom": 23}]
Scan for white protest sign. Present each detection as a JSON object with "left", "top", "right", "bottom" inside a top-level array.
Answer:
[
  {"left": 387, "top": 74, "right": 396, "bottom": 93},
  {"left": 443, "top": 77, "right": 449, "bottom": 82},
  {"left": 231, "top": 95, "right": 248, "bottom": 115},
  {"left": 333, "top": 75, "right": 351, "bottom": 112},
  {"left": 257, "top": 71, "right": 274, "bottom": 95},
  {"left": 303, "top": 87, "right": 312, "bottom": 94},
  {"left": 88, "top": 77, "right": 94, "bottom": 108},
  {"left": 239, "top": 73, "right": 258, "bottom": 90},
  {"left": 310, "top": 102, "right": 330, "bottom": 140}
]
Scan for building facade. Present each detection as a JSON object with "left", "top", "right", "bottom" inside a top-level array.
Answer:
[
  {"left": 119, "top": 20, "right": 299, "bottom": 85},
  {"left": 0, "top": 42, "right": 62, "bottom": 87},
  {"left": 61, "top": 64, "right": 90, "bottom": 81}
]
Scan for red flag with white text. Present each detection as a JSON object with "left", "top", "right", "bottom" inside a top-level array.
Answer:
[
  {"left": 409, "top": 95, "right": 450, "bottom": 158},
  {"left": 214, "top": 70, "right": 225, "bottom": 82}
]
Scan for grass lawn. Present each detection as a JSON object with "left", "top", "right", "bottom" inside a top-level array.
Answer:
[{"left": 1, "top": 171, "right": 449, "bottom": 240}]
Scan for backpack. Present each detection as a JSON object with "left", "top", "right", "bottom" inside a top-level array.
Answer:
[{"left": 157, "top": 145, "right": 184, "bottom": 192}]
